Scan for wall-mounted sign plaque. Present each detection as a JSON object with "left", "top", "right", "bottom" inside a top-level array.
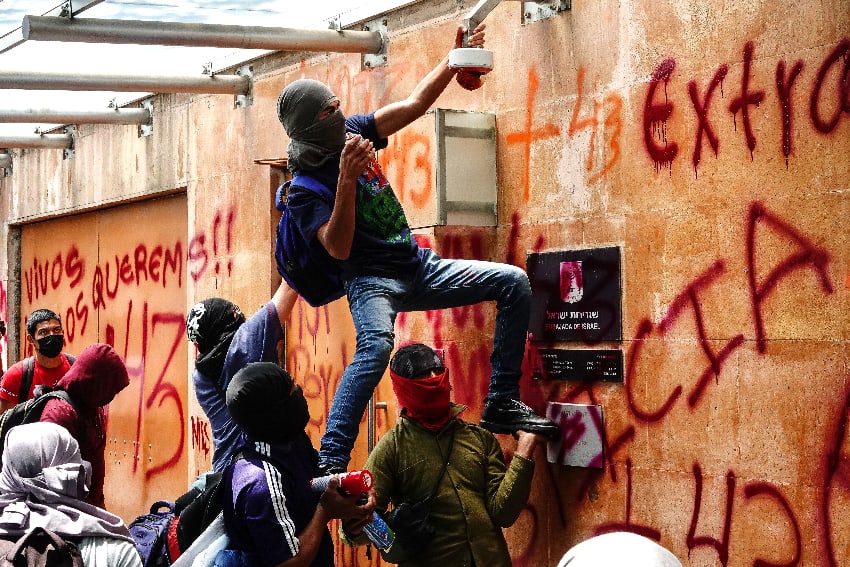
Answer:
[
  {"left": 531, "top": 348, "right": 623, "bottom": 382},
  {"left": 527, "top": 247, "right": 622, "bottom": 343}
]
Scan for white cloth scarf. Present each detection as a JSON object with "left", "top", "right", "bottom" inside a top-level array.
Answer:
[{"left": 0, "top": 422, "right": 133, "bottom": 542}]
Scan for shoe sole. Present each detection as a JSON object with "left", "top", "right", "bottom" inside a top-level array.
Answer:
[{"left": 479, "top": 419, "right": 560, "bottom": 439}]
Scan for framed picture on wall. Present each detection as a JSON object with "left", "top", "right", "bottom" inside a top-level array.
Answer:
[{"left": 526, "top": 246, "right": 622, "bottom": 343}]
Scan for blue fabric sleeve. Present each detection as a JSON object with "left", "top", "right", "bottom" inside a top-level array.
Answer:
[
  {"left": 222, "top": 302, "right": 284, "bottom": 388},
  {"left": 195, "top": 301, "right": 284, "bottom": 471},
  {"left": 346, "top": 112, "right": 388, "bottom": 149}
]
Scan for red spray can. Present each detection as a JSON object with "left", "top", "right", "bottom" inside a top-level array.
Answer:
[{"left": 310, "top": 469, "right": 373, "bottom": 495}]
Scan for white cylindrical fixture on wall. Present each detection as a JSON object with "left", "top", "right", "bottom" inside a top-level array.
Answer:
[
  {"left": 0, "top": 153, "right": 11, "bottom": 168},
  {"left": 22, "top": 16, "right": 384, "bottom": 54}
]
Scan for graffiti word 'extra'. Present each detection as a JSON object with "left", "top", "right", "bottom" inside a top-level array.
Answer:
[{"left": 643, "top": 39, "right": 850, "bottom": 172}]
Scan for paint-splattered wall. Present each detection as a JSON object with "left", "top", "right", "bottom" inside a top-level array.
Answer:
[{"left": 1, "top": 0, "right": 848, "bottom": 565}]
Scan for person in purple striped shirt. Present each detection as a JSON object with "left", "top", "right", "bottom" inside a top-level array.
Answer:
[{"left": 215, "top": 362, "right": 375, "bottom": 567}]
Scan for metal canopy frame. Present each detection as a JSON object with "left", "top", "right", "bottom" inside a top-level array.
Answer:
[
  {"left": 0, "top": 0, "right": 570, "bottom": 163},
  {"left": 0, "top": 69, "right": 249, "bottom": 95}
]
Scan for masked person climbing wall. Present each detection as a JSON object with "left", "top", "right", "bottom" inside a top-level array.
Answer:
[
  {"left": 186, "top": 281, "right": 297, "bottom": 473},
  {"left": 276, "top": 21, "right": 558, "bottom": 477}
]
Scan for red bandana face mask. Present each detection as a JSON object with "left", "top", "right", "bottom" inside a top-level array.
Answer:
[{"left": 390, "top": 368, "right": 453, "bottom": 432}]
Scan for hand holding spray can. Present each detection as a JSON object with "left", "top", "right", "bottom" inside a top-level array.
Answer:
[
  {"left": 310, "top": 469, "right": 395, "bottom": 553},
  {"left": 310, "top": 470, "right": 373, "bottom": 495}
]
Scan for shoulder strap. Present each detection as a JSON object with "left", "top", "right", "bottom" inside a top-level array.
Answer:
[
  {"left": 291, "top": 174, "right": 335, "bottom": 202},
  {"left": 391, "top": 422, "right": 455, "bottom": 502},
  {"left": 27, "top": 390, "right": 80, "bottom": 420},
  {"left": 427, "top": 428, "right": 456, "bottom": 501},
  {"left": 18, "top": 357, "right": 35, "bottom": 403},
  {"left": 18, "top": 353, "right": 75, "bottom": 404},
  {"left": 49, "top": 389, "right": 79, "bottom": 413}
]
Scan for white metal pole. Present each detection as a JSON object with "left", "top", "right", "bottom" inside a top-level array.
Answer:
[
  {"left": 0, "top": 70, "right": 248, "bottom": 95},
  {"left": 23, "top": 16, "right": 384, "bottom": 54},
  {"left": 0, "top": 108, "right": 150, "bottom": 125},
  {"left": 0, "top": 134, "right": 73, "bottom": 149}
]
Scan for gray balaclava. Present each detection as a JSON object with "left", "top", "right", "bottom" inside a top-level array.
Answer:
[{"left": 277, "top": 79, "right": 347, "bottom": 172}]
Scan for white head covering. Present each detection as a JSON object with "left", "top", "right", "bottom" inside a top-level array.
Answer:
[
  {"left": 0, "top": 422, "right": 133, "bottom": 542},
  {"left": 558, "top": 532, "right": 682, "bottom": 567}
]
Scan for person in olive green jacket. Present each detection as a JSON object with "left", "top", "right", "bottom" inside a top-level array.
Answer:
[{"left": 341, "top": 343, "right": 547, "bottom": 567}]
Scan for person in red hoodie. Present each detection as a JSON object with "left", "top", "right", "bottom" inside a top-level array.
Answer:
[{"left": 39, "top": 342, "right": 130, "bottom": 509}]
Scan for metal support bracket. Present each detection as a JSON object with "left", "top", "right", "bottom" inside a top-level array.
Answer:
[
  {"left": 361, "top": 17, "right": 388, "bottom": 69},
  {"left": 139, "top": 98, "right": 154, "bottom": 137},
  {"left": 234, "top": 64, "right": 253, "bottom": 108},
  {"left": 1, "top": 0, "right": 104, "bottom": 55},
  {"left": 522, "top": 0, "right": 571, "bottom": 24},
  {"left": 0, "top": 149, "right": 11, "bottom": 177},
  {"left": 463, "top": 0, "right": 503, "bottom": 45},
  {"left": 63, "top": 126, "right": 75, "bottom": 160}
]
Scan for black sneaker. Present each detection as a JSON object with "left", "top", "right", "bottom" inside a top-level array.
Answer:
[{"left": 480, "top": 398, "right": 559, "bottom": 438}]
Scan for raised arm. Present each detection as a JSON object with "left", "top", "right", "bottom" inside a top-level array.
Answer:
[
  {"left": 373, "top": 23, "right": 486, "bottom": 139},
  {"left": 317, "top": 132, "right": 373, "bottom": 260},
  {"left": 317, "top": 23, "right": 485, "bottom": 261},
  {"left": 271, "top": 279, "right": 299, "bottom": 328}
]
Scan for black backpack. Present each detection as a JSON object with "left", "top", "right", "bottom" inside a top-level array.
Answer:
[
  {"left": 0, "top": 388, "right": 79, "bottom": 461},
  {"left": 274, "top": 175, "right": 345, "bottom": 307},
  {"left": 0, "top": 526, "right": 83, "bottom": 567},
  {"left": 128, "top": 448, "right": 283, "bottom": 566},
  {"left": 19, "top": 353, "right": 76, "bottom": 403},
  {"left": 128, "top": 501, "right": 176, "bottom": 567}
]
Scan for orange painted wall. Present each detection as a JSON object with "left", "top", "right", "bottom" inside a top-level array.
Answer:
[
  {"left": 18, "top": 196, "right": 189, "bottom": 521},
  {"left": 0, "top": 0, "right": 848, "bottom": 565}
]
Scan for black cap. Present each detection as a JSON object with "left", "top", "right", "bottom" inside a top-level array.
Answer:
[{"left": 389, "top": 343, "right": 445, "bottom": 379}]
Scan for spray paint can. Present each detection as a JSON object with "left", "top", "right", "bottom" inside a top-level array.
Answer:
[
  {"left": 309, "top": 470, "right": 394, "bottom": 551},
  {"left": 310, "top": 469, "right": 373, "bottom": 495}
]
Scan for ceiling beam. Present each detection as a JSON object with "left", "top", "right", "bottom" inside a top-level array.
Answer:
[{"left": 0, "top": 133, "right": 73, "bottom": 149}]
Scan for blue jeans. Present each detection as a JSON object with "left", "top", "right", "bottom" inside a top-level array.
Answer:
[{"left": 318, "top": 249, "right": 531, "bottom": 469}]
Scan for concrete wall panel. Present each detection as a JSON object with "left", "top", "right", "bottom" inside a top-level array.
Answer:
[{"left": 19, "top": 195, "right": 188, "bottom": 521}]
